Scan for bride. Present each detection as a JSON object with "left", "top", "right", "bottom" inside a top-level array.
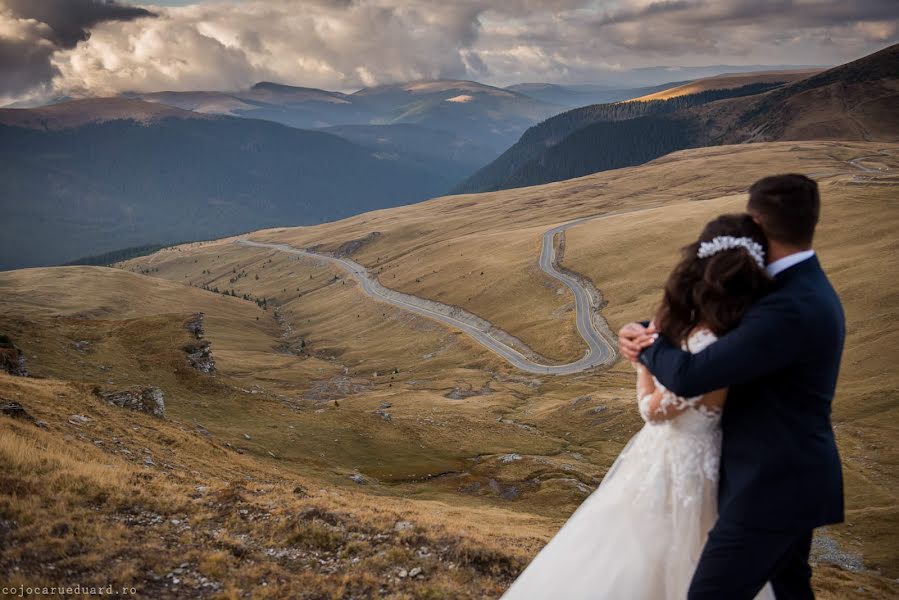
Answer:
[{"left": 502, "top": 214, "right": 776, "bottom": 600}]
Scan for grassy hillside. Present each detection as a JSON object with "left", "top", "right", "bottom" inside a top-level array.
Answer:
[
  {"left": 505, "top": 80, "right": 692, "bottom": 107},
  {"left": 457, "top": 43, "right": 899, "bottom": 194},
  {"left": 3, "top": 141, "right": 897, "bottom": 597},
  {"left": 453, "top": 81, "right": 784, "bottom": 194},
  {"left": 629, "top": 69, "right": 822, "bottom": 102}
]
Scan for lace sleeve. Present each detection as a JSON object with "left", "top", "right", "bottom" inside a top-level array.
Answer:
[
  {"left": 638, "top": 376, "right": 701, "bottom": 424},
  {"left": 636, "top": 329, "right": 721, "bottom": 424}
]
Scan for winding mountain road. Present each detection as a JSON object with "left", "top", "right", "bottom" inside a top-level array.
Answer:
[
  {"left": 237, "top": 217, "right": 616, "bottom": 375},
  {"left": 235, "top": 149, "right": 896, "bottom": 375}
]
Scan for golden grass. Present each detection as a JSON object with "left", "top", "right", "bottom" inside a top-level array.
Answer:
[
  {"left": 0, "top": 374, "right": 555, "bottom": 598},
  {"left": 629, "top": 69, "right": 823, "bottom": 102},
  {"left": 2, "top": 140, "right": 897, "bottom": 597}
]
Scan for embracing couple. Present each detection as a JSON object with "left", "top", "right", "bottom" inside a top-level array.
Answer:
[{"left": 503, "top": 174, "right": 845, "bottom": 599}]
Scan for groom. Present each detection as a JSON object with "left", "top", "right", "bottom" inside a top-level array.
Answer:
[{"left": 619, "top": 174, "right": 845, "bottom": 600}]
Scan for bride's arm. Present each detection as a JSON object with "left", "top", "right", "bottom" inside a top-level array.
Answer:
[{"left": 637, "top": 365, "right": 726, "bottom": 422}]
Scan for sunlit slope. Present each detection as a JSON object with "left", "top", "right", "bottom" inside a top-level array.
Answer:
[{"left": 629, "top": 69, "right": 822, "bottom": 102}]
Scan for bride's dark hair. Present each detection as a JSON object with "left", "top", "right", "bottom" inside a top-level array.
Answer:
[{"left": 655, "top": 213, "right": 772, "bottom": 346}]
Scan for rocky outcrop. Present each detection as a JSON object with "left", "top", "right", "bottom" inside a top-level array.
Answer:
[
  {"left": 0, "top": 335, "right": 28, "bottom": 377},
  {"left": 444, "top": 384, "right": 492, "bottom": 400},
  {"left": 100, "top": 386, "right": 166, "bottom": 418},
  {"left": 185, "top": 312, "right": 205, "bottom": 339},
  {"left": 183, "top": 313, "right": 215, "bottom": 374},
  {"left": 184, "top": 341, "right": 215, "bottom": 374},
  {"left": 1, "top": 400, "right": 35, "bottom": 422},
  {"left": 333, "top": 232, "right": 381, "bottom": 258}
]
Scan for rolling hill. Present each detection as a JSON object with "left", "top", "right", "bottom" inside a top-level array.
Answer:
[
  {"left": 456, "top": 43, "right": 899, "bottom": 194},
  {"left": 0, "top": 98, "right": 456, "bottom": 270},
  {"left": 3, "top": 140, "right": 897, "bottom": 598},
  {"left": 134, "top": 82, "right": 371, "bottom": 129}
]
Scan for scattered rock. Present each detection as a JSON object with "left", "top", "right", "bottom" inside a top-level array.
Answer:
[
  {"left": 591, "top": 405, "right": 607, "bottom": 415},
  {"left": 409, "top": 567, "right": 423, "bottom": 578},
  {"left": 444, "top": 383, "right": 493, "bottom": 400},
  {"left": 379, "top": 401, "right": 392, "bottom": 409},
  {"left": 570, "top": 395, "right": 592, "bottom": 407},
  {"left": 68, "top": 414, "right": 91, "bottom": 426},
  {"left": 349, "top": 473, "right": 367, "bottom": 485},
  {"left": 498, "top": 453, "right": 522, "bottom": 464},
  {"left": 74, "top": 340, "right": 91, "bottom": 353},
  {"left": 812, "top": 530, "right": 865, "bottom": 572},
  {"left": 0, "top": 335, "right": 27, "bottom": 377},
  {"left": 99, "top": 386, "right": 165, "bottom": 418},
  {"left": 373, "top": 409, "right": 392, "bottom": 422},
  {"left": 488, "top": 478, "right": 521, "bottom": 500},
  {"left": 397, "top": 568, "right": 408, "bottom": 578},
  {"left": 303, "top": 376, "right": 371, "bottom": 402},
  {"left": 243, "top": 433, "right": 252, "bottom": 440},
  {"left": 394, "top": 520, "right": 413, "bottom": 532},
  {"left": 0, "top": 401, "right": 35, "bottom": 423}
]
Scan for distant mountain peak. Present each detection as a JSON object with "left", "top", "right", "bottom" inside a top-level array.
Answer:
[
  {"left": 353, "top": 79, "right": 520, "bottom": 98},
  {"left": 0, "top": 97, "right": 210, "bottom": 130},
  {"left": 252, "top": 81, "right": 325, "bottom": 93},
  {"left": 248, "top": 81, "right": 350, "bottom": 104}
]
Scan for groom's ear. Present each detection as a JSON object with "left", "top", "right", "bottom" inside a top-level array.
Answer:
[{"left": 748, "top": 211, "right": 764, "bottom": 227}]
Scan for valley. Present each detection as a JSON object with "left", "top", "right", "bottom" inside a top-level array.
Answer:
[{"left": 3, "top": 140, "right": 897, "bottom": 598}]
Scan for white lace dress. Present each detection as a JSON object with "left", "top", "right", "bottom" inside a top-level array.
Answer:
[{"left": 501, "top": 329, "right": 774, "bottom": 600}]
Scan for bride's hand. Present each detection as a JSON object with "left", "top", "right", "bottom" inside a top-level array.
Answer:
[{"left": 618, "top": 322, "right": 658, "bottom": 362}]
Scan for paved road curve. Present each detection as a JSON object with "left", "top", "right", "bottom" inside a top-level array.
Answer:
[{"left": 237, "top": 218, "right": 616, "bottom": 375}]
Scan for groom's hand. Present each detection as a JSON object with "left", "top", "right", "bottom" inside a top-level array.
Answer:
[{"left": 618, "top": 322, "right": 657, "bottom": 362}]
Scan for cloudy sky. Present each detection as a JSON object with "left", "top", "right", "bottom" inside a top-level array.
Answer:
[{"left": 1, "top": 0, "right": 896, "bottom": 104}]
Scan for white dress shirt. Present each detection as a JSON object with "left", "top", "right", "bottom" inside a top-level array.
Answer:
[{"left": 766, "top": 249, "right": 815, "bottom": 277}]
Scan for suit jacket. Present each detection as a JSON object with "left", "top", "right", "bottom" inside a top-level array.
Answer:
[{"left": 640, "top": 255, "right": 845, "bottom": 530}]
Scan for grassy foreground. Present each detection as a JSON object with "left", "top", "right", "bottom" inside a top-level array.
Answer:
[{"left": 1, "top": 141, "right": 897, "bottom": 597}]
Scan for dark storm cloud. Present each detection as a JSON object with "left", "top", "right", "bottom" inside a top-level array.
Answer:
[
  {"left": 0, "top": 0, "right": 155, "bottom": 99},
  {"left": 5, "top": 0, "right": 154, "bottom": 46}
]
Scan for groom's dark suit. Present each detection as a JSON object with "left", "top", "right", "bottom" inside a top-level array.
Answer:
[{"left": 640, "top": 255, "right": 845, "bottom": 600}]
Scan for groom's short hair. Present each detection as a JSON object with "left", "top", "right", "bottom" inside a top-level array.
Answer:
[{"left": 747, "top": 174, "right": 820, "bottom": 248}]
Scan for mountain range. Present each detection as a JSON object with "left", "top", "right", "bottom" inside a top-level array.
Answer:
[
  {"left": 133, "top": 79, "right": 562, "bottom": 155},
  {"left": 456, "top": 45, "right": 898, "bottom": 193},
  {"left": 0, "top": 78, "right": 674, "bottom": 269},
  {"left": 0, "top": 99, "right": 455, "bottom": 270},
  {"left": 3, "top": 46, "right": 895, "bottom": 270}
]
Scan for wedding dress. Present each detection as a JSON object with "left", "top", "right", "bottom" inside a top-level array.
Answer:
[{"left": 501, "top": 329, "right": 775, "bottom": 600}]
